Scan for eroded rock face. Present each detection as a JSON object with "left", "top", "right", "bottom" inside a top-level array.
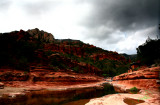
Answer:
[
  {"left": 112, "top": 79, "right": 159, "bottom": 91},
  {"left": 0, "top": 71, "right": 29, "bottom": 81},
  {"left": 30, "top": 66, "right": 100, "bottom": 83},
  {"left": 113, "top": 67, "right": 160, "bottom": 80},
  {"left": 0, "top": 68, "right": 102, "bottom": 86},
  {"left": 27, "top": 28, "right": 54, "bottom": 42},
  {"left": 112, "top": 66, "right": 160, "bottom": 90}
]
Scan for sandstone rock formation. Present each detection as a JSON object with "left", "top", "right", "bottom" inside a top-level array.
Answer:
[
  {"left": 112, "top": 66, "right": 160, "bottom": 90},
  {"left": 0, "top": 68, "right": 102, "bottom": 87},
  {"left": 0, "top": 70, "right": 29, "bottom": 81},
  {"left": 113, "top": 67, "right": 159, "bottom": 80},
  {"left": 27, "top": 28, "right": 54, "bottom": 42}
]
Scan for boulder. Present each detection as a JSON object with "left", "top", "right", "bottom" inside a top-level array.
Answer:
[{"left": 0, "top": 82, "right": 4, "bottom": 89}]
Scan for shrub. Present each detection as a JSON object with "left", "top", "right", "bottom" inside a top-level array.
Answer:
[
  {"left": 45, "top": 50, "right": 54, "bottom": 56},
  {"left": 24, "top": 71, "right": 29, "bottom": 75},
  {"left": 72, "top": 66, "right": 79, "bottom": 73},
  {"left": 134, "top": 67, "right": 140, "bottom": 71},
  {"left": 102, "top": 74, "right": 107, "bottom": 77},
  {"left": 48, "top": 64, "right": 54, "bottom": 68},
  {"left": 130, "top": 87, "right": 139, "bottom": 94}
]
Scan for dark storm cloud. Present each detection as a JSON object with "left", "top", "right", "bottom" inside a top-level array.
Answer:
[
  {"left": 87, "top": 0, "right": 159, "bottom": 30},
  {"left": 0, "top": 0, "right": 11, "bottom": 11},
  {"left": 82, "top": 0, "right": 159, "bottom": 41},
  {"left": 85, "top": 25, "right": 124, "bottom": 44}
]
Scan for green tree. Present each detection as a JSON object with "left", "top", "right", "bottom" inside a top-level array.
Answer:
[{"left": 137, "top": 38, "right": 160, "bottom": 65}]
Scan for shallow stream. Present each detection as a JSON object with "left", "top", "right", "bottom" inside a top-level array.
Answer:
[{"left": 0, "top": 83, "right": 117, "bottom": 105}]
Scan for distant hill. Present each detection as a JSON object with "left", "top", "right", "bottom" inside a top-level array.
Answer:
[
  {"left": 120, "top": 53, "right": 137, "bottom": 62},
  {"left": 0, "top": 28, "right": 129, "bottom": 76}
]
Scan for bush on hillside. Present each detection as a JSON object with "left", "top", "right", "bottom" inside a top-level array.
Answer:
[{"left": 130, "top": 87, "right": 139, "bottom": 94}]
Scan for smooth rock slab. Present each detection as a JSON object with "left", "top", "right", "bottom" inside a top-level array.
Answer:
[{"left": 85, "top": 93, "right": 159, "bottom": 105}]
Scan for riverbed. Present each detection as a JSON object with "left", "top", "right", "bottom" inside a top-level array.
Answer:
[{"left": 0, "top": 83, "right": 117, "bottom": 105}]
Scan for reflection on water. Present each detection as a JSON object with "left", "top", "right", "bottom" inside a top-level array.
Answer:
[
  {"left": 123, "top": 98, "right": 145, "bottom": 105},
  {"left": 62, "top": 99, "right": 90, "bottom": 105},
  {"left": 0, "top": 83, "right": 117, "bottom": 105}
]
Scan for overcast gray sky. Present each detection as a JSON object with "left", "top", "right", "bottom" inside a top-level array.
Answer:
[{"left": 0, "top": 0, "right": 159, "bottom": 54}]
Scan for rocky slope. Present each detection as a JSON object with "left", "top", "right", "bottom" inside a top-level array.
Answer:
[{"left": 0, "top": 28, "right": 128, "bottom": 77}]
